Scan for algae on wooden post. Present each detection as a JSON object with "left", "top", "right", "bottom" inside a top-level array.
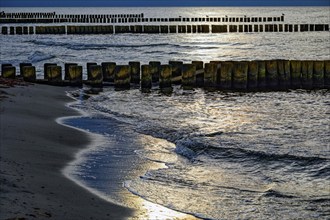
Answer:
[
  {"left": 68, "top": 65, "right": 83, "bottom": 86},
  {"left": 89, "top": 65, "right": 103, "bottom": 87},
  {"left": 1, "top": 65, "right": 16, "bottom": 79},
  {"left": 47, "top": 65, "right": 62, "bottom": 83},
  {"left": 102, "top": 62, "right": 116, "bottom": 82},
  {"left": 114, "top": 65, "right": 131, "bottom": 90},
  {"left": 19, "top": 63, "right": 32, "bottom": 77},
  {"left": 22, "top": 66, "right": 36, "bottom": 82},
  {"left": 160, "top": 65, "right": 173, "bottom": 93},
  {"left": 64, "top": 63, "right": 77, "bottom": 80},
  {"left": 44, "top": 63, "right": 57, "bottom": 80}
]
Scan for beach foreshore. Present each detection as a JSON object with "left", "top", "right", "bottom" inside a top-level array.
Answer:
[{"left": 0, "top": 83, "right": 132, "bottom": 219}]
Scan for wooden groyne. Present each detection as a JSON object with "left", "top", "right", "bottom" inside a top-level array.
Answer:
[
  {"left": 1, "top": 11, "right": 283, "bottom": 24},
  {"left": 1, "top": 60, "right": 329, "bottom": 92},
  {"left": 1, "top": 24, "right": 329, "bottom": 35}
]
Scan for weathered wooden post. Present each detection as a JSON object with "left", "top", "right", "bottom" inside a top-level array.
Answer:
[
  {"left": 67, "top": 65, "right": 83, "bottom": 86},
  {"left": 1, "top": 26, "right": 8, "bottom": 35},
  {"left": 232, "top": 61, "right": 248, "bottom": 90},
  {"left": 16, "top": 26, "right": 23, "bottom": 35},
  {"left": 204, "top": 63, "right": 218, "bottom": 90},
  {"left": 266, "top": 60, "right": 278, "bottom": 88},
  {"left": 1, "top": 64, "right": 15, "bottom": 78},
  {"left": 64, "top": 63, "right": 77, "bottom": 80},
  {"left": 160, "top": 65, "right": 173, "bottom": 93},
  {"left": 169, "top": 61, "right": 183, "bottom": 84},
  {"left": 44, "top": 63, "right": 57, "bottom": 80},
  {"left": 160, "top": 26, "right": 168, "bottom": 33},
  {"left": 301, "top": 60, "right": 313, "bottom": 89},
  {"left": 47, "top": 65, "right": 62, "bottom": 83},
  {"left": 149, "top": 61, "right": 161, "bottom": 82},
  {"left": 220, "top": 61, "right": 233, "bottom": 90},
  {"left": 290, "top": 60, "right": 302, "bottom": 89},
  {"left": 277, "top": 60, "right": 291, "bottom": 89},
  {"left": 141, "top": 65, "right": 152, "bottom": 92},
  {"left": 88, "top": 65, "right": 103, "bottom": 87},
  {"left": 19, "top": 63, "right": 32, "bottom": 76},
  {"left": 192, "top": 61, "right": 204, "bottom": 87},
  {"left": 313, "top": 60, "right": 324, "bottom": 88},
  {"left": 10, "top": 27, "right": 14, "bottom": 35},
  {"left": 247, "top": 61, "right": 258, "bottom": 90},
  {"left": 21, "top": 66, "right": 36, "bottom": 82},
  {"left": 182, "top": 64, "right": 196, "bottom": 90},
  {"left": 87, "top": 62, "right": 97, "bottom": 80},
  {"left": 257, "top": 61, "right": 266, "bottom": 89},
  {"left": 129, "top": 61, "right": 140, "bottom": 84},
  {"left": 325, "top": 60, "right": 330, "bottom": 88},
  {"left": 101, "top": 62, "right": 116, "bottom": 82},
  {"left": 169, "top": 25, "right": 177, "bottom": 33},
  {"left": 114, "top": 65, "right": 131, "bottom": 90}
]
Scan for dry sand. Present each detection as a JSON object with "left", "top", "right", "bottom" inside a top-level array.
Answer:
[{"left": 0, "top": 83, "right": 133, "bottom": 219}]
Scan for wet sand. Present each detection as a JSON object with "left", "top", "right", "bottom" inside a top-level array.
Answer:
[{"left": 0, "top": 83, "right": 132, "bottom": 219}]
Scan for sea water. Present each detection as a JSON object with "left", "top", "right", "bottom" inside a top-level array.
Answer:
[{"left": 1, "top": 7, "right": 330, "bottom": 219}]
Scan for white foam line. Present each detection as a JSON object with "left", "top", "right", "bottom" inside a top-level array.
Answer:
[{"left": 55, "top": 90, "right": 123, "bottom": 206}]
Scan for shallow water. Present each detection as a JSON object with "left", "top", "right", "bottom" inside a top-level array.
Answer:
[
  {"left": 1, "top": 6, "right": 330, "bottom": 219},
  {"left": 67, "top": 87, "right": 330, "bottom": 219}
]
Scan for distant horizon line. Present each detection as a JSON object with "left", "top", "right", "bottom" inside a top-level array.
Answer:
[{"left": 2, "top": 5, "right": 329, "bottom": 7}]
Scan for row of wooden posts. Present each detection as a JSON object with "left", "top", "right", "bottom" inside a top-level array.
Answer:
[
  {"left": 0, "top": 12, "right": 144, "bottom": 19},
  {"left": 0, "top": 13, "right": 283, "bottom": 24},
  {"left": 1, "top": 23, "right": 329, "bottom": 35},
  {"left": 1, "top": 60, "right": 330, "bottom": 91}
]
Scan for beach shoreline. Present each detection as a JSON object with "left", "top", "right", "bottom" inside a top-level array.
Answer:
[{"left": 0, "top": 83, "right": 132, "bottom": 219}]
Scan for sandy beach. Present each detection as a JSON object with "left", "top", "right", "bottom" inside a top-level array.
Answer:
[{"left": 0, "top": 82, "right": 132, "bottom": 219}]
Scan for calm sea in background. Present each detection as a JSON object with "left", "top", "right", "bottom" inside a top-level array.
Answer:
[{"left": 1, "top": 7, "right": 330, "bottom": 219}]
